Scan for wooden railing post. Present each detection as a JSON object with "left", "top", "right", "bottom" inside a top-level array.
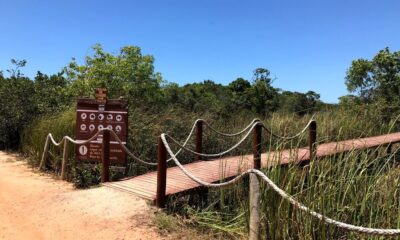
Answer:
[
  {"left": 195, "top": 120, "right": 203, "bottom": 161},
  {"left": 101, "top": 130, "right": 110, "bottom": 183},
  {"left": 61, "top": 140, "right": 68, "bottom": 180},
  {"left": 39, "top": 136, "right": 50, "bottom": 170},
  {"left": 156, "top": 136, "right": 167, "bottom": 208},
  {"left": 309, "top": 120, "right": 317, "bottom": 160},
  {"left": 253, "top": 123, "right": 262, "bottom": 169},
  {"left": 249, "top": 173, "right": 260, "bottom": 240}
]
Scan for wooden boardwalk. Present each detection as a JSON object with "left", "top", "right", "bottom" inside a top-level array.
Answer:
[{"left": 103, "top": 132, "right": 400, "bottom": 202}]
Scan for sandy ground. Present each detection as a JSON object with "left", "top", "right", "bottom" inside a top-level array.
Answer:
[{"left": 0, "top": 151, "right": 164, "bottom": 240}]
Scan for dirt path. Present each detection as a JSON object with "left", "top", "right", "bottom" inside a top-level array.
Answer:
[{"left": 0, "top": 151, "right": 164, "bottom": 240}]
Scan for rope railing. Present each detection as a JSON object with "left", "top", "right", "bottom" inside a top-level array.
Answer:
[
  {"left": 160, "top": 133, "right": 400, "bottom": 237},
  {"left": 164, "top": 121, "right": 260, "bottom": 158},
  {"left": 40, "top": 118, "right": 267, "bottom": 170},
  {"left": 164, "top": 118, "right": 316, "bottom": 159},
  {"left": 40, "top": 129, "right": 160, "bottom": 169},
  {"left": 262, "top": 114, "right": 316, "bottom": 140},
  {"left": 39, "top": 118, "right": 312, "bottom": 173},
  {"left": 202, "top": 118, "right": 261, "bottom": 137}
]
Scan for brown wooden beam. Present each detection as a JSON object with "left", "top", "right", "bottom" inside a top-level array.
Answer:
[
  {"left": 101, "top": 130, "right": 110, "bottom": 183},
  {"left": 253, "top": 123, "right": 262, "bottom": 169},
  {"left": 156, "top": 136, "right": 167, "bottom": 208},
  {"left": 309, "top": 120, "right": 317, "bottom": 160},
  {"left": 195, "top": 120, "right": 203, "bottom": 161}
]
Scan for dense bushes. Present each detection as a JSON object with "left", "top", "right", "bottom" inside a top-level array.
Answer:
[{"left": 0, "top": 75, "right": 37, "bottom": 149}]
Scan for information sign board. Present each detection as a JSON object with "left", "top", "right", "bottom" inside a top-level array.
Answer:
[{"left": 75, "top": 97, "right": 128, "bottom": 165}]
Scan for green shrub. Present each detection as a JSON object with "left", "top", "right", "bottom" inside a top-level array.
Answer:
[{"left": 72, "top": 164, "right": 101, "bottom": 189}]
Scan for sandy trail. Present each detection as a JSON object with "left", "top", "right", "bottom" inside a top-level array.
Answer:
[{"left": 0, "top": 151, "right": 163, "bottom": 240}]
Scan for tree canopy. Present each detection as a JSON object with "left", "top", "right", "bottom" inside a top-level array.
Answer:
[{"left": 345, "top": 47, "right": 400, "bottom": 104}]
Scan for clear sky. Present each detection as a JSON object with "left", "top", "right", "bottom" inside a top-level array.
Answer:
[{"left": 1, "top": 0, "right": 399, "bottom": 103}]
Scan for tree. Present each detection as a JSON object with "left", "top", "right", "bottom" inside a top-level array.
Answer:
[
  {"left": 345, "top": 47, "right": 400, "bottom": 103},
  {"left": 6, "top": 59, "right": 27, "bottom": 78},
  {"left": 64, "top": 44, "right": 163, "bottom": 105},
  {"left": 34, "top": 71, "right": 72, "bottom": 115},
  {"left": 248, "top": 68, "right": 279, "bottom": 116},
  {"left": 279, "top": 91, "right": 320, "bottom": 115},
  {"left": 228, "top": 78, "right": 251, "bottom": 110},
  {"left": 0, "top": 60, "right": 36, "bottom": 149}
]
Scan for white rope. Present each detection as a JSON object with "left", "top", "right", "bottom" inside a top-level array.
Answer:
[
  {"left": 108, "top": 129, "right": 158, "bottom": 166},
  {"left": 203, "top": 118, "right": 261, "bottom": 137},
  {"left": 47, "top": 130, "right": 103, "bottom": 146},
  {"left": 164, "top": 117, "right": 316, "bottom": 159},
  {"left": 164, "top": 122, "right": 261, "bottom": 158},
  {"left": 46, "top": 129, "right": 158, "bottom": 166},
  {"left": 160, "top": 133, "right": 400, "bottom": 236},
  {"left": 167, "top": 119, "right": 199, "bottom": 162},
  {"left": 262, "top": 115, "right": 315, "bottom": 140}
]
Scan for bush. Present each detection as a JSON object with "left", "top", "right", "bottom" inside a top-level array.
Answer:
[
  {"left": 0, "top": 76, "right": 37, "bottom": 149},
  {"left": 72, "top": 165, "right": 101, "bottom": 189}
]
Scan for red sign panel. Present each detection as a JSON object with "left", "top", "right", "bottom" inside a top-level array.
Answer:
[{"left": 75, "top": 98, "right": 128, "bottom": 165}]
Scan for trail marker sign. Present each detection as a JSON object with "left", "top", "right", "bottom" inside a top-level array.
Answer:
[
  {"left": 75, "top": 89, "right": 128, "bottom": 165},
  {"left": 95, "top": 88, "right": 107, "bottom": 105}
]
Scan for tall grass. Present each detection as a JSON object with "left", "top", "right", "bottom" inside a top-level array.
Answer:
[{"left": 181, "top": 108, "right": 400, "bottom": 239}]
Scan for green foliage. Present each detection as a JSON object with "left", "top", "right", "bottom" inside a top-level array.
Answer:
[
  {"left": 345, "top": 47, "right": 400, "bottom": 104},
  {"left": 228, "top": 78, "right": 252, "bottom": 110},
  {"left": 34, "top": 71, "right": 72, "bottom": 115},
  {"left": 279, "top": 91, "right": 320, "bottom": 115},
  {"left": 72, "top": 165, "right": 101, "bottom": 189},
  {"left": 64, "top": 44, "right": 163, "bottom": 105},
  {"left": 21, "top": 108, "right": 75, "bottom": 167},
  {"left": 0, "top": 74, "right": 36, "bottom": 149},
  {"left": 247, "top": 68, "right": 279, "bottom": 116}
]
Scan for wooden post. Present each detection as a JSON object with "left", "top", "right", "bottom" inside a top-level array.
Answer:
[
  {"left": 253, "top": 123, "right": 262, "bottom": 169},
  {"left": 156, "top": 136, "right": 167, "bottom": 208},
  {"left": 309, "top": 120, "right": 317, "bottom": 161},
  {"left": 101, "top": 130, "right": 110, "bottom": 183},
  {"left": 39, "top": 136, "right": 50, "bottom": 170},
  {"left": 60, "top": 140, "right": 68, "bottom": 180},
  {"left": 195, "top": 120, "right": 203, "bottom": 161},
  {"left": 249, "top": 173, "right": 260, "bottom": 240}
]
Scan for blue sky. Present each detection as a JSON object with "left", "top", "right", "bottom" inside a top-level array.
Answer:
[{"left": 1, "top": 1, "right": 399, "bottom": 103}]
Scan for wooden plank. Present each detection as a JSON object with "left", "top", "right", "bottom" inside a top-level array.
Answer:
[{"left": 104, "top": 132, "right": 400, "bottom": 202}]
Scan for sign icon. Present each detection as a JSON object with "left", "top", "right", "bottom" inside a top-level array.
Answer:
[
  {"left": 107, "top": 125, "right": 113, "bottom": 130},
  {"left": 80, "top": 124, "right": 86, "bottom": 131},
  {"left": 89, "top": 124, "right": 95, "bottom": 131},
  {"left": 115, "top": 125, "right": 122, "bottom": 132},
  {"left": 81, "top": 113, "right": 87, "bottom": 120},
  {"left": 107, "top": 114, "right": 113, "bottom": 121},
  {"left": 89, "top": 113, "right": 96, "bottom": 120},
  {"left": 79, "top": 145, "right": 88, "bottom": 155},
  {"left": 116, "top": 115, "right": 122, "bottom": 122},
  {"left": 98, "top": 125, "right": 104, "bottom": 130},
  {"left": 98, "top": 114, "right": 104, "bottom": 120},
  {"left": 95, "top": 88, "right": 107, "bottom": 105}
]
